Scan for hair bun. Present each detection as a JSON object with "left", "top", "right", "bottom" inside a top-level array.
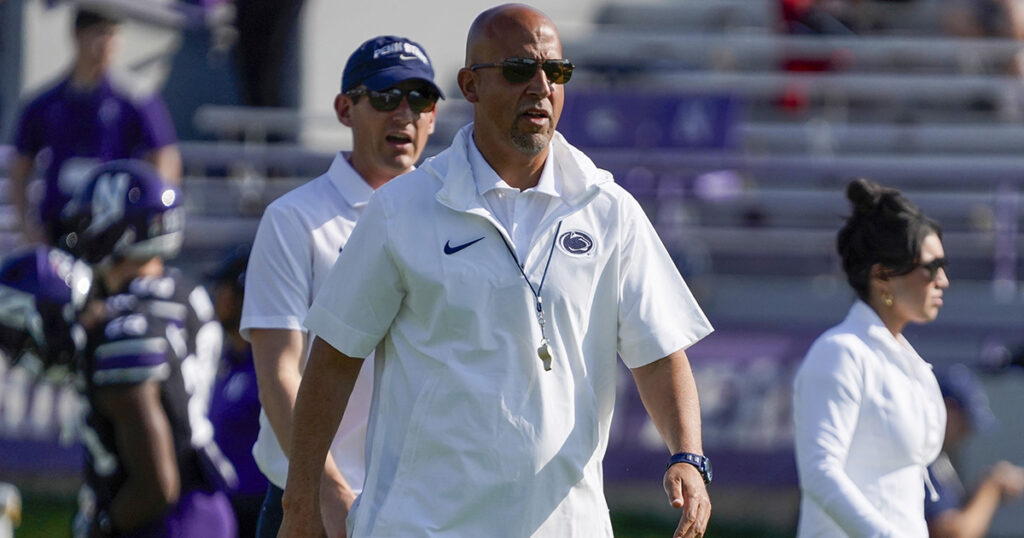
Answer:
[{"left": 846, "top": 177, "right": 892, "bottom": 216}]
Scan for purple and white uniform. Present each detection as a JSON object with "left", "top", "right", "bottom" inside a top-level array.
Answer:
[{"left": 80, "top": 269, "right": 234, "bottom": 537}]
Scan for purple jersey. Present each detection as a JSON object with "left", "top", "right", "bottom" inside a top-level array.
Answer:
[
  {"left": 13, "top": 74, "right": 177, "bottom": 221},
  {"left": 80, "top": 269, "right": 235, "bottom": 536},
  {"left": 209, "top": 344, "right": 267, "bottom": 497}
]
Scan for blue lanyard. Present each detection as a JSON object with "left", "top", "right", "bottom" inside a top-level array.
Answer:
[{"left": 496, "top": 220, "right": 563, "bottom": 370}]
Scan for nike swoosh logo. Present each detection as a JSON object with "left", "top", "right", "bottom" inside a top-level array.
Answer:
[{"left": 444, "top": 237, "right": 484, "bottom": 255}]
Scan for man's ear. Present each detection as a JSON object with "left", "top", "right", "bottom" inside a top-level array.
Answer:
[
  {"left": 457, "top": 68, "right": 479, "bottom": 103},
  {"left": 335, "top": 93, "right": 354, "bottom": 127}
]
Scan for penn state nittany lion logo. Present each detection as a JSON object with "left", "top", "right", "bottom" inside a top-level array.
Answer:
[{"left": 558, "top": 230, "right": 594, "bottom": 256}]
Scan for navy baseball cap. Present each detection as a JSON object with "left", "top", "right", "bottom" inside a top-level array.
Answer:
[
  {"left": 936, "top": 363, "right": 997, "bottom": 432},
  {"left": 342, "top": 36, "right": 444, "bottom": 98}
]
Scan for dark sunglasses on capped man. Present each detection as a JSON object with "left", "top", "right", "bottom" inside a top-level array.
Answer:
[
  {"left": 469, "top": 57, "right": 575, "bottom": 85},
  {"left": 345, "top": 86, "right": 440, "bottom": 113}
]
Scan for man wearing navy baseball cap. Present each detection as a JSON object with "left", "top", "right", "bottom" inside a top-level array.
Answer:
[
  {"left": 240, "top": 34, "right": 441, "bottom": 538},
  {"left": 926, "top": 364, "right": 1024, "bottom": 537}
]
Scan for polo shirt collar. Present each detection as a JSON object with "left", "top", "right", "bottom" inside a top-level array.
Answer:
[
  {"left": 327, "top": 152, "right": 375, "bottom": 208},
  {"left": 431, "top": 124, "right": 612, "bottom": 213},
  {"left": 467, "top": 129, "right": 561, "bottom": 198}
]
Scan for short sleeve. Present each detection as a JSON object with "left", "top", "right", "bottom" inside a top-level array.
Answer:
[
  {"left": 134, "top": 94, "right": 177, "bottom": 150},
  {"left": 13, "top": 98, "right": 44, "bottom": 155},
  {"left": 304, "top": 193, "right": 403, "bottom": 359},
  {"left": 92, "top": 314, "right": 171, "bottom": 385},
  {"left": 240, "top": 203, "right": 315, "bottom": 338},
  {"left": 616, "top": 193, "right": 712, "bottom": 368}
]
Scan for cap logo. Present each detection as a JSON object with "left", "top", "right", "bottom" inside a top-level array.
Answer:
[{"left": 373, "top": 42, "right": 429, "bottom": 66}]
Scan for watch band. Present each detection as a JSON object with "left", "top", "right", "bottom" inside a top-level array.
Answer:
[
  {"left": 95, "top": 509, "right": 115, "bottom": 537},
  {"left": 666, "top": 452, "right": 712, "bottom": 484}
]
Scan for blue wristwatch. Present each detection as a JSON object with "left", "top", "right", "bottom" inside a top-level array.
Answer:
[{"left": 666, "top": 452, "right": 713, "bottom": 484}]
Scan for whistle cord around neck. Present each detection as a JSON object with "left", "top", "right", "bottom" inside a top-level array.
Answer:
[{"left": 497, "top": 220, "right": 563, "bottom": 311}]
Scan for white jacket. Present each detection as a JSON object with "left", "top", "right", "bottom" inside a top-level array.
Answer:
[
  {"left": 793, "top": 300, "right": 946, "bottom": 537},
  {"left": 305, "top": 125, "right": 712, "bottom": 537}
]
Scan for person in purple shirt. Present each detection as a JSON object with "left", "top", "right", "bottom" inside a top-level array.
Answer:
[
  {"left": 207, "top": 244, "right": 267, "bottom": 537},
  {"left": 9, "top": 7, "right": 181, "bottom": 247}
]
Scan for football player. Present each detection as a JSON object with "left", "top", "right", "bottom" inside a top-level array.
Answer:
[{"left": 1, "top": 159, "right": 237, "bottom": 537}]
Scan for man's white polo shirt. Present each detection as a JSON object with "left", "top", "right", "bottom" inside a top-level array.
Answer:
[
  {"left": 241, "top": 152, "right": 376, "bottom": 492},
  {"left": 304, "top": 125, "right": 713, "bottom": 536}
]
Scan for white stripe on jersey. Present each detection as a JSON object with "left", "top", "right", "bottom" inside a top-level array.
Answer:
[
  {"left": 93, "top": 363, "right": 171, "bottom": 385},
  {"left": 145, "top": 300, "right": 188, "bottom": 321},
  {"left": 94, "top": 337, "right": 168, "bottom": 361}
]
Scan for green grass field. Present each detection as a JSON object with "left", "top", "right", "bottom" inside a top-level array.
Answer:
[{"left": 15, "top": 493, "right": 787, "bottom": 537}]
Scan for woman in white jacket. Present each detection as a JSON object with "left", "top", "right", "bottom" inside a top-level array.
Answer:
[{"left": 793, "top": 178, "right": 949, "bottom": 537}]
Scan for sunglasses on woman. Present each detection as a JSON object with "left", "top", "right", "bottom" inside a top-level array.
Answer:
[
  {"left": 345, "top": 86, "right": 440, "bottom": 113},
  {"left": 469, "top": 57, "right": 575, "bottom": 85},
  {"left": 915, "top": 257, "right": 948, "bottom": 281}
]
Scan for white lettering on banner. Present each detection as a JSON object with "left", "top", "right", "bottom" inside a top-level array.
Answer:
[
  {"left": 0, "top": 365, "right": 80, "bottom": 440},
  {"left": 673, "top": 101, "right": 714, "bottom": 146}
]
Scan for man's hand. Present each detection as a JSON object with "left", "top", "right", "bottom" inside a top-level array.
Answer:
[
  {"left": 319, "top": 471, "right": 356, "bottom": 538},
  {"left": 663, "top": 462, "right": 711, "bottom": 538},
  {"left": 988, "top": 461, "right": 1024, "bottom": 499}
]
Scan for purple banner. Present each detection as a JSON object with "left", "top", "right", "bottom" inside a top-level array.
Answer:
[
  {"left": 605, "top": 328, "right": 813, "bottom": 486},
  {"left": 558, "top": 92, "right": 740, "bottom": 150},
  {"left": 3, "top": 328, "right": 814, "bottom": 488},
  {"left": 0, "top": 365, "right": 81, "bottom": 477}
]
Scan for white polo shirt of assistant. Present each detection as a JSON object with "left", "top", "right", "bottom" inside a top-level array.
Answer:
[{"left": 240, "top": 151, "right": 377, "bottom": 491}]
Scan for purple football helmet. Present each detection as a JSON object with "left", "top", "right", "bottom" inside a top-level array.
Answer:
[
  {"left": 0, "top": 247, "right": 91, "bottom": 377},
  {"left": 64, "top": 159, "right": 184, "bottom": 265}
]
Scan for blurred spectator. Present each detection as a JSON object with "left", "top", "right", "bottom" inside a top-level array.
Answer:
[
  {"left": 779, "top": 0, "right": 858, "bottom": 35},
  {"left": 8, "top": 7, "right": 181, "bottom": 247},
  {"left": 942, "top": 0, "right": 1024, "bottom": 41},
  {"left": 207, "top": 244, "right": 266, "bottom": 537},
  {"left": 233, "top": 0, "right": 305, "bottom": 109},
  {"left": 925, "top": 364, "right": 1024, "bottom": 538},
  {"left": 941, "top": 0, "right": 1024, "bottom": 111},
  {"left": 0, "top": 483, "right": 20, "bottom": 538}
]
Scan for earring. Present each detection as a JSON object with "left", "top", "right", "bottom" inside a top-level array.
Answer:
[{"left": 882, "top": 293, "right": 894, "bottom": 307}]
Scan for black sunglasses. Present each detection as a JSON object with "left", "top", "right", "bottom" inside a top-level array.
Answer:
[
  {"left": 912, "top": 257, "right": 948, "bottom": 281},
  {"left": 469, "top": 57, "right": 575, "bottom": 85},
  {"left": 345, "top": 87, "right": 439, "bottom": 113}
]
